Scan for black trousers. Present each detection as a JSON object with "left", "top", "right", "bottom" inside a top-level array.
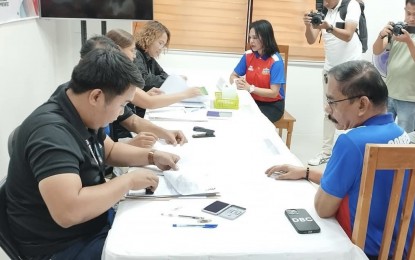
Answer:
[{"left": 255, "top": 99, "right": 285, "bottom": 123}]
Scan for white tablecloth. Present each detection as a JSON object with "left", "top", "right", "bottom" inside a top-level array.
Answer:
[{"left": 103, "top": 90, "right": 367, "bottom": 260}]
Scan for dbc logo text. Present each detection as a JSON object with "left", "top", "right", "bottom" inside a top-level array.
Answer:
[{"left": 292, "top": 217, "right": 313, "bottom": 222}]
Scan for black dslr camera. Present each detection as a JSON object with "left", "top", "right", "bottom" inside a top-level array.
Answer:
[
  {"left": 308, "top": 12, "right": 325, "bottom": 25},
  {"left": 309, "top": 0, "right": 325, "bottom": 25},
  {"left": 391, "top": 22, "right": 408, "bottom": 36}
]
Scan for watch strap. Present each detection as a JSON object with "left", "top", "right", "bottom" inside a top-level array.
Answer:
[{"left": 148, "top": 149, "right": 156, "bottom": 165}]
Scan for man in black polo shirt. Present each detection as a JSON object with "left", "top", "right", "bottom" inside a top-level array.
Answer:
[{"left": 6, "top": 48, "right": 180, "bottom": 259}]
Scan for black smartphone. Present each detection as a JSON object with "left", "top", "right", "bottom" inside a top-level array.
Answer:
[
  {"left": 285, "top": 208, "right": 321, "bottom": 234},
  {"left": 335, "top": 22, "right": 346, "bottom": 29},
  {"left": 202, "top": 200, "right": 230, "bottom": 215}
]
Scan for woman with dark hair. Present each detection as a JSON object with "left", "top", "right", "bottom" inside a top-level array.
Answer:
[{"left": 230, "top": 19, "right": 285, "bottom": 122}]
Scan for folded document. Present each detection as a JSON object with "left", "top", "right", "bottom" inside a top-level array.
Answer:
[{"left": 126, "top": 169, "right": 218, "bottom": 198}]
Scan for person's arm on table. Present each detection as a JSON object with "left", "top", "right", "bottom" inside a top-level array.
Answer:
[
  {"left": 235, "top": 77, "right": 280, "bottom": 98},
  {"left": 121, "top": 113, "right": 188, "bottom": 146},
  {"left": 265, "top": 164, "right": 341, "bottom": 218},
  {"left": 265, "top": 164, "right": 322, "bottom": 184},
  {"left": 39, "top": 168, "right": 158, "bottom": 228},
  {"left": 104, "top": 137, "right": 179, "bottom": 171},
  {"left": 117, "top": 107, "right": 158, "bottom": 148},
  {"left": 126, "top": 132, "right": 158, "bottom": 148},
  {"left": 131, "top": 87, "right": 202, "bottom": 110},
  {"left": 38, "top": 136, "right": 180, "bottom": 228}
]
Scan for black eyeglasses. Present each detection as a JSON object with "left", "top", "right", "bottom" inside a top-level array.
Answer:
[{"left": 326, "top": 95, "right": 363, "bottom": 106}]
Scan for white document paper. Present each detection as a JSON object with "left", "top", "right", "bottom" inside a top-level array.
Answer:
[
  {"left": 160, "top": 75, "right": 209, "bottom": 103},
  {"left": 147, "top": 108, "right": 208, "bottom": 122},
  {"left": 126, "top": 175, "right": 218, "bottom": 198},
  {"left": 126, "top": 160, "right": 218, "bottom": 198},
  {"left": 162, "top": 170, "right": 216, "bottom": 195}
]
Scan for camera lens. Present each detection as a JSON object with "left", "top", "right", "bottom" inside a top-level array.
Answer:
[
  {"left": 393, "top": 22, "right": 407, "bottom": 36},
  {"left": 312, "top": 16, "right": 321, "bottom": 25},
  {"left": 309, "top": 12, "right": 324, "bottom": 25}
]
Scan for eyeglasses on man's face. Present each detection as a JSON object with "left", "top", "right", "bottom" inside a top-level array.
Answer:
[{"left": 326, "top": 95, "right": 363, "bottom": 107}]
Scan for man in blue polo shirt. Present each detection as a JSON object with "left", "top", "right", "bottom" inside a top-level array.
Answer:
[{"left": 265, "top": 60, "right": 412, "bottom": 259}]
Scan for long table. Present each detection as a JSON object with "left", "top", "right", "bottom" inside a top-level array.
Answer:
[{"left": 102, "top": 90, "right": 368, "bottom": 260}]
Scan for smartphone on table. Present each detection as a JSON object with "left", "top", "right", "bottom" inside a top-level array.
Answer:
[
  {"left": 202, "top": 200, "right": 246, "bottom": 220},
  {"left": 285, "top": 208, "right": 321, "bottom": 234},
  {"left": 202, "top": 200, "right": 230, "bottom": 215}
]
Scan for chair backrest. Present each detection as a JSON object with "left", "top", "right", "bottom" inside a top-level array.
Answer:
[
  {"left": 278, "top": 44, "right": 289, "bottom": 96},
  {"left": 352, "top": 144, "right": 415, "bottom": 260},
  {"left": 0, "top": 178, "right": 23, "bottom": 259},
  {"left": 8, "top": 126, "right": 20, "bottom": 158}
]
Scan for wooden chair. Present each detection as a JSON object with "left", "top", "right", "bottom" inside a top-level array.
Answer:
[
  {"left": 273, "top": 45, "right": 296, "bottom": 149},
  {"left": 352, "top": 144, "right": 415, "bottom": 260}
]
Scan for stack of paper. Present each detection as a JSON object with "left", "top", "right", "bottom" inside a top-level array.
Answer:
[{"left": 126, "top": 166, "right": 219, "bottom": 199}]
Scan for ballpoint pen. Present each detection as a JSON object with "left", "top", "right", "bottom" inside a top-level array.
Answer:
[
  {"left": 172, "top": 224, "right": 218, "bottom": 228},
  {"left": 161, "top": 213, "right": 212, "bottom": 223},
  {"left": 161, "top": 213, "right": 201, "bottom": 219}
]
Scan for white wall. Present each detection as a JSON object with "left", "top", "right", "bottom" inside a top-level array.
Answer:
[{"left": 0, "top": 1, "right": 404, "bottom": 180}]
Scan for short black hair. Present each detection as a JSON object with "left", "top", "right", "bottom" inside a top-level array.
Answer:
[
  {"left": 328, "top": 60, "right": 388, "bottom": 107},
  {"left": 70, "top": 48, "right": 144, "bottom": 102},
  {"left": 249, "top": 20, "right": 280, "bottom": 57},
  {"left": 79, "top": 35, "right": 119, "bottom": 58},
  {"left": 406, "top": 0, "right": 415, "bottom": 5}
]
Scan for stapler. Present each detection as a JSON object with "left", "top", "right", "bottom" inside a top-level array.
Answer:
[{"left": 192, "top": 126, "right": 215, "bottom": 138}]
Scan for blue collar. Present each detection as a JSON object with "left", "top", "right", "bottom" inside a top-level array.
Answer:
[
  {"left": 252, "top": 50, "right": 269, "bottom": 60},
  {"left": 362, "top": 113, "right": 394, "bottom": 126}
]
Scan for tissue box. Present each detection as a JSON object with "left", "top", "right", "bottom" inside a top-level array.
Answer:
[{"left": 213, "top": 92, "right": 239, "bottom": 109}]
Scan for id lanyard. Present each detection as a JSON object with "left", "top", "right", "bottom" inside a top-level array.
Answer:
[{"left": 85, "top": 136, "right": 104, "bottom": 175}]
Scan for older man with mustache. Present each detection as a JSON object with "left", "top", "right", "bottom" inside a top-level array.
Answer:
[{"left": 265, "top": 60, "right": 412, "bottom": 259}]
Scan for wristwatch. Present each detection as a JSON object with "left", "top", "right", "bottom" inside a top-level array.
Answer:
[
  {"left": 148, "top": 149, "right": 156, "bottom": 165},
  {"left": 326, "top": 25, "right": 334, "bottom": 33},
  {"left": 249, "top": 85, "right": 255, "bottom": 93}
]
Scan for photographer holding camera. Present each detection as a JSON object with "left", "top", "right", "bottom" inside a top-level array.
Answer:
[
  {"left": 303, "top": 0, "right": 362, "bottom": 166},
  {"left": 373, "top": 0, "right": 415, "bottom": 134}
]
